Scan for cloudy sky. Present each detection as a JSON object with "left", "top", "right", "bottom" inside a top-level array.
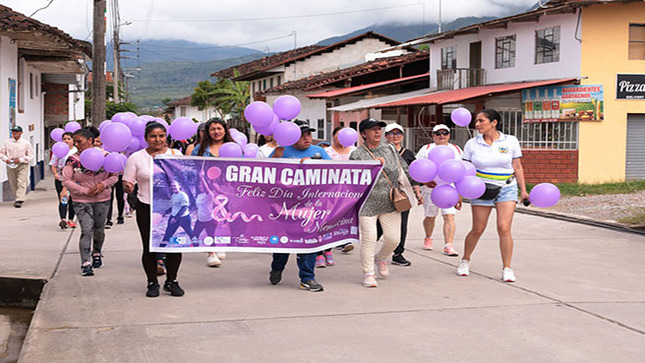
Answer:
[{"left": 4, "top": 0, "right": 537, "bottom": 51}]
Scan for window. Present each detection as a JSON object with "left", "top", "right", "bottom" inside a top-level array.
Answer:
[
  {"left": 180, "top": 106, "right": 187, "bottom": 117},
  {"left": 499, "top": 110, "right": 578, "bottom": 150},
  {"left": 496, "top": 35, "right": 516, "bottom": 68},
  {"left": 277, "top": 75, "right": 281, "bottom": 86},
  {"left": 317, "top": 119, "right": 325, "bottom": 139},
  {"left": 270, "top": 78, "right": 273, "bottom": 88},
  {"left": 441, "top": 46, "right": 456, "bottom": 70},
  {"left": 629, "top": 23, "right": 645, "bottom": 60},
  {"left": 263, "top": 79, "right": 266, "bottom": 90},
  {"left": 535, "top": 26, "right": 560, "bottom": 64},
  {"left": 29, "top": 73, "right": 34, "bottom": 99}
]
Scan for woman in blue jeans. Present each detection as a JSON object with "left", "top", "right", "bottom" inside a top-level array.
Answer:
[
  {"left": 457, "top": 109, "right": 529, "bottom": 282},
  {"left": 161, "top": 181, "right": 194, "bottom": 245}
]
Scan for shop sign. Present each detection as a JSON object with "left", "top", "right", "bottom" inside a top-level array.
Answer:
[
  {"left": 522, "top": 85, "right": 603, "bottom": 123},
  {"left": 616, "top": 74, "right": 645, "bottom": 99}
]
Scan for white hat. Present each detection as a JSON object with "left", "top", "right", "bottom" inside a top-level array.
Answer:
[
  {"left": 384, "top": 123, "right": 403, "bottom": 133},
  {"left": 432, "top": 124, "right": 450, "bottom": 133}
]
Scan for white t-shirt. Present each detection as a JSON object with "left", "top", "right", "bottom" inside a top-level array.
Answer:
[
  {"left": 325, "top": 146, "right": 356, "bottom": 161},
  {"left": 123, "top": 148, "right": 180, "bottom": 204},
  {"left": 462, "top": 132, "right": 522, "bottom": 187},
  {"left": 257, "top": 144, "right": 276, "bottom": 159},
  {"left": 195, "top": 193, "right": 214, "bottom": 222},
  {"left": 49, "top": 146, "right": 77, "bottom": 173},
  {"left": 170, "top": 191, "right": 190, "bottom": 217},
  {"left": 416, "top": 143, "right": 463, "bottom": 188}
]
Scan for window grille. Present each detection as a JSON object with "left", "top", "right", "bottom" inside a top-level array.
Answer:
[
  {"left": 499, "top": 110, "right": 578, "bottom": 150},
  {"left": 441, "top": 46, "right": 456, "bottom": 70},
  {"left": 535, "top": 27, "right": 560, "bottom": 64},
  {"left": 495, "top": 35, "right": 516, "bottom": 69}
]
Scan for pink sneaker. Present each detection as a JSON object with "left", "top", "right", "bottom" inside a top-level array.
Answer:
[
  {"left": 443, "top": 244, "right": 459, "bottom": 256},
  {"left": 315, "top": 255, "right": 326, "bottom": 268},
  {"left": 323, "top": 251, "right": 335, "bottom": 266},
  {"left": 363, "top": 273, "right": 378, "bottom": 288},
  {"left": 423, "top": 237, "right": 433, "bottom": 250},
  {"left": 375, "top": 257, "right": 389, "bottom": 279}
]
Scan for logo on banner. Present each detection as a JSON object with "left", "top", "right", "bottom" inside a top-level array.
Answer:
[{"left": 269, "top": 235, "right": 279, "bottom": 244}]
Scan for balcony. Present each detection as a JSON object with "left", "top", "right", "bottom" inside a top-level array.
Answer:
[{"left": 437, "top": 68, "right": 485, "bottom": 90}]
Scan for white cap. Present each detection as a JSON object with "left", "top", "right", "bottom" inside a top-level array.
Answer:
[
  {"left": 432, "top": 124, "right": 450, "bottom": 133},
  {"left": 384, "top": 123, "right": 403, "bottom": 133}
]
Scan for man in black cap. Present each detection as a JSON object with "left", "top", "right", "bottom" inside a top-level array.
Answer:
[
  {"left": 0, "top": 125, "right": 34, "bottom": 207},
  {"left": 269, "top": 120, "right": 331, "bottom": 292}
]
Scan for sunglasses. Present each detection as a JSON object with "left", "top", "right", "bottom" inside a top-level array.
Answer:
[
  {"left": 387, "top": 132, "right": 403, "bottom": 136},
  {"left": 434, "top": 131, "right": 450, "bottom": 136}
]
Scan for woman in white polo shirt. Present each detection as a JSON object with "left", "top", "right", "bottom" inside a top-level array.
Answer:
[{"left": 457, "top": 109, "right": 529, "bottom": 282}]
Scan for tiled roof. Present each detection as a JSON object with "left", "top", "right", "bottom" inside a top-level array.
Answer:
[
  {"left": 212, "top": 31, "right": 412, "bottom": 81},
  {"left": 167, "top": 95, "right": 192, "bottom": 107},
  {"left": 211, "top": 45, "right": 323, "bottom": 79},
  {"left": 0, "top": 5, "right": 91, "bottom": 57},
  {"left": 263, "top": 50, "right": 429, "bottom": 93}
]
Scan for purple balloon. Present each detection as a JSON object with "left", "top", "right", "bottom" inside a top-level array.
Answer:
[
  {"left": 273, "top": 95, "right": 301, "bottom": 120},
  {"left": 409, "top": 159, "right": 437, "bottom": 183},
  {"left": 451, "top": 107, "right": 472, "bottom": 127},
  {"left": 463, "top": 161, "right": 477, "bottom": 177},
  {"left": 455, "top": 176, "right": 486, "bottom": 199},
  {"left": 170, "top": 117, "right": 196, "bottom": 140},
  {"left": 103, "top": 152, "right": 127, "bottom": 173},
  {"left": 125, "top": 137, "right": 140, "bottom": 153},
  {"left": 138, "top": 135, "right": 148, "bottom": 149},
  {"left": 428, "top": 145, "right": 455, "bottom": 167},
  {"left": 529, "top": 183, "right": 560, "bottom": 208},
  {"left": 50, "top": 128, "right": 65, "bottom": 142},
  {"left": 130, "top": 117, "right": 147, "bottom": 137},
  {"left": 52, "top": 141, "right": 70, "bottom": 158},
  {"left": 431, "top": 184, "right": 460, "bottom": 208},
  {"left": 79, "top": 147, "right": 105, "bottom": 171},
  {"left": 65, "top": 121, "right": 81, "bottom": 133},
  {"left": 243, "top": 143, "right": 259, "bottom": 158},
  {"left": 244, "top": 101, "right": 273, "bottom": 127},
  {"left": 219, "top": 142, "right": 243, "bottom": 158},
  {"left": 337, "top": 128, "right": 358, "bottom": 147},
  {"left": 273, "top": 121, "right": 301, "bottom": 147},
  {"left": 112, "top": 112, "right": 134, "bottom": 127},
  {"left": 98, "top": 120, "right": 111, "bottom": 132},
  {"left": 140, "top": 115, "right": 155, "bottom": 121},
  {"left": 438, "top": 159, "right": 467, "bottom": 183},
  {"left": 233, "top": 133, "right": 248, "bottom": 146},
  {"left": 101, "top": 122, "right": 132, "bottom": 152},
  {"left": 254, "top": 115, "right": 279, "bottom": 136}
]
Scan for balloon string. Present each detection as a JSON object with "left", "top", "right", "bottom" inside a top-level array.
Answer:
[{"left": 212, "top": 194, "right": 263, "bottom": 223}]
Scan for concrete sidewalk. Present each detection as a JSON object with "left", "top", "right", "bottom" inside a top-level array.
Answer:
[{"left": 3, "top": 175, "right": 644, "bottom": 362}]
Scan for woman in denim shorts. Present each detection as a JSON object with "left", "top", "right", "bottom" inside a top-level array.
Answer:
[{"left": 458, "top": 109, "right": 529, "bottom": 282}]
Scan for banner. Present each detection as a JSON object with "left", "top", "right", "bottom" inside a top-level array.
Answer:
[
  {"left": 616, "top": 74, "right": 645, "bottom": 99},
  {"left": 150, "top": 156, "right": 382, "bottom": 253},
  {"left": 522, "top": 84, "right": 604, "bottom": 123}
]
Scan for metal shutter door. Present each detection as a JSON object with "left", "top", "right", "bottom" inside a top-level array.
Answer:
[{"left": 626, "top": 114, "right": 645, "bottom": 180}]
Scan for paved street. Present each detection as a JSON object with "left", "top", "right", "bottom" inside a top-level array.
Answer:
[{"left": 1, "top": 175, "right": 644, "bottom": 362}]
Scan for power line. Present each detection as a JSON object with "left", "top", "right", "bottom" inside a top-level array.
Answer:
[
  {"left": 28, "top": 0, "right": 55, "bottom": 18},
  {"left": 135, "top": 33, "right": 296, "bottom": 52},
  {"left": 128, "top": 3, "right": 424, "bottom": 23}
]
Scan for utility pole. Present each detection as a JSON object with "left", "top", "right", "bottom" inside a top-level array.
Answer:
[
  {"left": 92, "top": 0, "right": 107, "bottom": 126},
  {"left": 112, "top": 28, "right": 120, "bottom": 103}
]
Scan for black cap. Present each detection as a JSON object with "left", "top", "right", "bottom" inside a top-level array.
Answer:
[
  {"left": 359, "top": 118, "right": 386, "bottom": 133},
  {"left": 294, "top": 120, "right": 316, "bottom": 134}
]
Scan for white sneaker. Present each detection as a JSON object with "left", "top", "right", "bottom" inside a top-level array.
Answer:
[
  {"left": 216, "top": 251, "right": 227, "bottom": 260},
  {"left": 207, "top": 253, "right": 221, "bottom": 267},
  {"left": 502, "top": 267, "right": 516, "bottom": 282},
  {"left": 375, "top": 257, "right": 389, "bottom": 279},
  {"left": 363, "top": 273, "right": 378, "bottom": 288},
  {"left": 457, "top": 259, "right": 470, "bottom": 276}
]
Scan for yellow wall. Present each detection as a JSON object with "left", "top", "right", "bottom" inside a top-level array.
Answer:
[{"left": 579, "top": 2, "right": 645, "bottom": 183}]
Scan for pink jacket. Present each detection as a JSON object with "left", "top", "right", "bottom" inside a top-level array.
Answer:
[{"left": 61, "top": 153, "right": 118, "bottom": 203}]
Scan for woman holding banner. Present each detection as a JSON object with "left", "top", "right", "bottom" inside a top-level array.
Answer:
[
  {"left": 349, "top": 118, "right": 418, "bottom": 288},
  {"left": 124, "top": 122, "right": 185, "bottom": 297},
  {"left": 191, "top": 117, "right": 231, "bottom": 266}
]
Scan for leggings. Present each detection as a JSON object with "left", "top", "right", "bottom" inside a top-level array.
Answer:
[
  {"left": 54, "top": 179, "right": 75, "bottom": 220},
  {"left": 162, "top": 214, "right": 194, "bottom": 242},
  {"left": 193, "top": 219, "right": 217, "bottom": 239},
  {"left": 107, "top": 176, "right": 124, "bottom": 221},
  {"left": 136, "top": 200, "right": 182, "bottom": 283}
]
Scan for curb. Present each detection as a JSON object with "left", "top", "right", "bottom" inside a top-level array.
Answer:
[{"left": 515, "top": 206, "right": 645, "bottom": 236}]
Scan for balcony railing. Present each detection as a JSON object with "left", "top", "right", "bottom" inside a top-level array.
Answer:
[{"left": 436, "top": 68, "right": 485, "bottom": 90}]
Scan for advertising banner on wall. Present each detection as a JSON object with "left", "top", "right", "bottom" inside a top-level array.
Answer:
[
  {"left": 522, "top": 84, "right": 604, "bottom": 123},
  {"left": 616, "top": 74, "right": 645, "bottom": 99},
  {"left": 9, "top": 78, "right": 16, "bottom": 136},
  {"left": 150, "top": 156, "right": 382, "bottom": 253}
]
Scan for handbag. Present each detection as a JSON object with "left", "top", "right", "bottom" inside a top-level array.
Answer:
[
  {"left": 479, "top": 183, "right": 502, "bottom": 200},
  {"left": 363, "top": 145, "right": 412, "bottom": 212}
]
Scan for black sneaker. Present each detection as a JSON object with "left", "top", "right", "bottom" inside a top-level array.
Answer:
[
  {"left": 81, "top": 264, "right": 94, "bottom": 276},
  {"left": 300, "top": 279, "right": 324, "bottom": 292},
  {"left": 105, "top": 221, "right": 113, "bottom": 229},
  {"left": 269, "top": 270, "right": 283, "bottom": 285},
  {"left": 13, "top": 201, "right": 22, "bottom": 208},
  {"left": 92, "top": 253, "right": 103, "bottom": 268},
  {"left": 117, "top": 217, "right": 124, "bottom": 225},
  {"left": 392, "top": 254, "right": 411, "bottom": 266},
  {"left": 163, "top": 280, "right": 185, "bottom": 297},
  {"left": 146, "top": 282, "right": 160, "bottom": 297}
]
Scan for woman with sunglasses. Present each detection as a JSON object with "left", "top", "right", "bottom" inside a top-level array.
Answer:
[
  {"left": 458, "top": 109, "right": 528, "bottom": 282},
  {"left": 416, "top": 124, "right": 463, "bottom": 257},
  {"left": 382, "top": 123, "right": 422, "bottom": 267}
]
